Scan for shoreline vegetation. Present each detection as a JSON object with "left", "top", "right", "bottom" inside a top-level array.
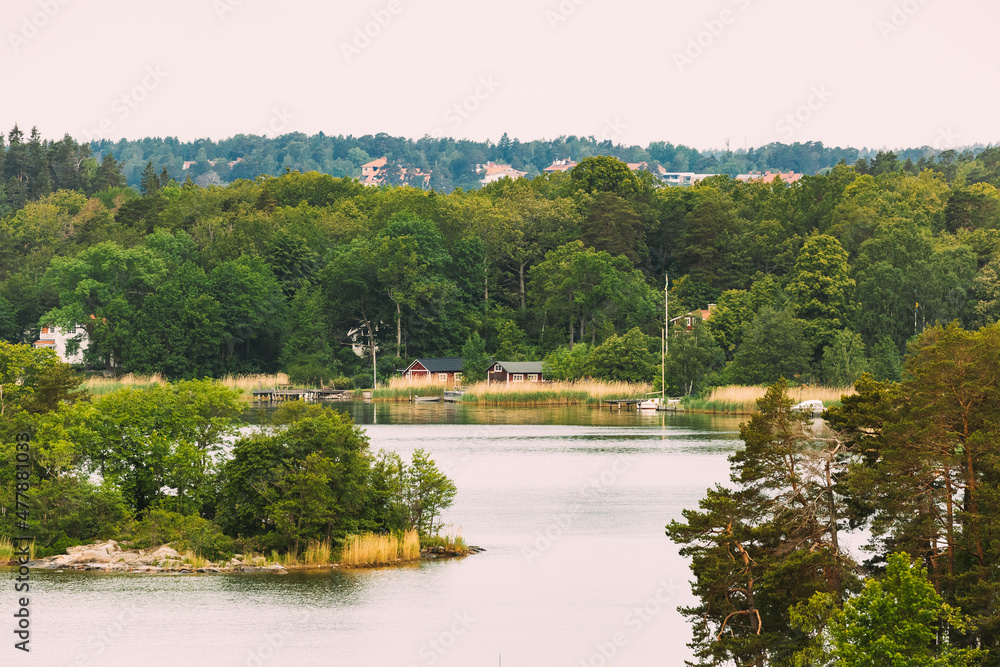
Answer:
[
  {"left": 9, "top": 531, "right": 478, "bottom": 574},
  {"left": 680, "top": 384, "right": 855, "bottom": 414},
  {"left": 80, "top": 373, "right": 853, "bottom": 413}
]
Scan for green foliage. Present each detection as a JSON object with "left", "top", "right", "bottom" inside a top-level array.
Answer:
[
  {"left": 124, "top": 508, "right": 235, "bottom": 561},
  {"left": 788, "top": 233, "right": 855, "bottom": 359},
  {"left": 460, "top": 333, "right": 489, "bottom": 383},
  {"left": 821, "top": 329, "right": 868, "bottom": 386},
  {"left": 723, "top": 308, "right": 813, "bottom": 384},
  {"left": 589, "top": 327, "right": 657, "bottom": 383},
  {"left": 667, "top": 381, "right": 855, "bottom": 666},
  {"left": 542, "top": 344, "right": 593, "bottom": 381},
  {"left": 665, "top": 317, "right": 725, "bottom": 395},
  {"left": 0, "top": 342, "right": 65, "bottom": 416},
  {"left": 830, "top": 553, "right": 986, "bottom": 667}
]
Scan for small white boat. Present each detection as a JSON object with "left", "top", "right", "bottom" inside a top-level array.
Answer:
[
  {"left": 792, "top": 399, "right": 825, "bottom": 415},
  {"left": 637, "top": 397, "right": 662, "bottom": 410}
]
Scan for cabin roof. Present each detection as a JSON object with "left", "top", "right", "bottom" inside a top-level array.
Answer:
[
  {"left": 492, "top": 361, "right": 544, "bottom": 374},
  {"left": 405, "top": 357, "right": 464, "bottom": 373}
]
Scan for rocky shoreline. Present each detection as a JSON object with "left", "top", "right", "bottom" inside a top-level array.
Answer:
[{"left": 19, "top": 540, "right": 485, "bottom": 574}]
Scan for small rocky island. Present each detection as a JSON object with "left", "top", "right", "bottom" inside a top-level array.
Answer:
[
  {"left": 23, "top": 540, "right": 485, "bottom": 574},
  {"left": 26, "top": 541, "right": 290, "bottom": 574}
]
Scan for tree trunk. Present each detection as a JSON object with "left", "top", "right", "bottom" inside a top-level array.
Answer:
[
  {"left": 569, "top": 317, "right": 574, "bottom": 350},
  {"left": 396, "top": 302, "right": 402, "bottom": 358},
  {"left": 519, "top": 261, "right": 527, "bottom": 310}
]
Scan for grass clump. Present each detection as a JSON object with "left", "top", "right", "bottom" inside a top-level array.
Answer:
[
  {"left": 373, "top": 376, "right": 652, "bottom": 405},
  {"left": 339, "top": 530, "right": 420, "bottom": 567},
  {"left": 682, "top": 384, "right": 856, "bottom": 414},
  {"left": 303, "top": 539, "right": 333, "bottom": 565},
  {"left": 420, "top": 528, "right": 468, "bottom": 555},
  {"left": 0, "top": 536, "right": 14, "bottom": 562}
]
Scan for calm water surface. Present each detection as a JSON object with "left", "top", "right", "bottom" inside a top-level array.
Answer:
[{"left": 14, "top": 404, "right": 745, "bottom": 667}]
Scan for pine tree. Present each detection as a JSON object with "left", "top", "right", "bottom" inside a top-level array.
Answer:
[{"left": 140, "top": 161, "right": 160, "bottom": 196}]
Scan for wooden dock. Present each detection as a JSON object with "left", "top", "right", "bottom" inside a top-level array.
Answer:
[
  {"left": 603, "top": 399, "right": 643, "bottom": 411},
  {"left": 252, "top": 389, "right": 352, "bottom": 402}
]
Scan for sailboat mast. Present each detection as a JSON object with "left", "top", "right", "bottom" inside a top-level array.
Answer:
[{"left": 662, "top": 274, "right": 668, "bottom": 401}]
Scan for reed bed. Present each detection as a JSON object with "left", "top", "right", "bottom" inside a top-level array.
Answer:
[
  {"left": 182, "top": 551, "right": 209, "bottom": 569},
  {"left": 0, "top": 537, "right": 33, "bottom": 563},
  {"left": 372, "top": 376, "right": 652, "bottom": 406},
  {"left": 339, "top": 530, "right": 420, "bottom": 567},
  {"left": 0, "top": 536, "right": 13, "bottom": 562},
  {"left": 303, "top": 539, "right": 333, "bottom": 565},
  {"left": 219, "top": 373, "right": 290, "bottom": 392},
  {"left": 79, "top": 373, "right": 292, "bottom": 398},
  {"left": 462, "top": 380, "right": 651, "bottom": 406},
  {"left": 372, "top": 376, "right": 446, "bottom": 400},
  {"left": 684, "top": 384, "right": 856, "bottom": 414},
  {"left": 79, "top": 373, "right": 166, "bottom": 395}
]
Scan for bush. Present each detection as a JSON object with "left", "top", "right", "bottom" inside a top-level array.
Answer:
[{"left": 123, "top": 509, "right": 236, "bottom": 561}]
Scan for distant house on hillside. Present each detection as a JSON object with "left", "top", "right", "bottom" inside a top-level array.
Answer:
[
  {"left": 543, "top": 159, "right": 578, "bottom": 173},
  {"left": 658, "top": 167, "right": 716, "bottom": 187},
  {"left": 736, "top": 171, "right": 804, "bottom": 185},
  {"left": 488, "top": 361, "right": 544, "bottom": 384},
  {"left": 626, "top": 162, "right": 649, "bottom": 172},
  {"left": 478, "top": 162, "right": 527, "bottom": 185},
  {"left": 360, "top": 157, "right": 432, "bottom": 188},
  {"left": 670, "top": 305, "right": 716, "bottom": 331},
  {"left": 34, "top": 325, "right": 88, "bottom": 364},
  {"left": 402, "top": 358, "right": 464, "bottom": 384}
]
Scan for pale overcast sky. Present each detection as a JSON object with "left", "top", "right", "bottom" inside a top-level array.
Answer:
[{"left": 2, "top": 0, "right": 996, "bottom": 150}]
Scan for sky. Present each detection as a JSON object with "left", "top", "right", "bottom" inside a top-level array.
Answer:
[{"left": 2, "top": 0, "right": 997, "bottom": 151}]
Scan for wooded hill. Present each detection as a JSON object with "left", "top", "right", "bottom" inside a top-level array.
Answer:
[{"left": 2, "top": 125, "right": 1000, "bottom": 391}]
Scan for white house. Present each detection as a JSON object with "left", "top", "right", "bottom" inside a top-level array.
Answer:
[{"left": 34, "top": 325, "right": 88, "bottom": 364}]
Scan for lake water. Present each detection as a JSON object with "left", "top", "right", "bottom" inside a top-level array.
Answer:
[{"left": 10, "top": 403, "right": 746, "bottom": 667}]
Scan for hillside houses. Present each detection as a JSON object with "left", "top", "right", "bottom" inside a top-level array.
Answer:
[
  {"left": 34, "top": 325, "right": 88, "bottom": 364},
  {"left": 478, "top": 161, "right": 527, "bottom": 185},
  {"left": 735, "top": 170, "right": 804, "bottom": 185},
  {"left": 360, "top": 157, "right": 432, "bottom": 188}
]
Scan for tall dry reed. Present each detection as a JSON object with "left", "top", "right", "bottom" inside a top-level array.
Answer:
[
  {"left": 689, "top": 384, "right": 856, "bottom": 413},
  {"left": 374, "top": 375, "right": 651, "bottom": 405},
  {"left": 304, "top": 539, "right": 333, "bottom": 565},
  {"left": 340, "top": 530, "right": 420, "bottom": 566}
]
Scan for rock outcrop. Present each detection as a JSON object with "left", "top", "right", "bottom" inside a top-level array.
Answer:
[{"left": 25, "top": 541, "right": 288, "bottom": 575}]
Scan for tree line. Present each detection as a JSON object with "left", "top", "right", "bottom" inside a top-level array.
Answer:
[
  {"left": 668, "top": 320, "right": 1000, "bottom": 666},
  {"left": 3, "top": 125, "right": 1000, "bottom": 391},
  {"left": 0, "top": 342, "right": 456, "bottom": 559}
]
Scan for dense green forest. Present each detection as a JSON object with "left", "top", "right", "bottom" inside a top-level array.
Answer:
[
  {"left": 2, "top": 125, "right": 999, "bottom": 391},
  {"left": 0, "top": 350, "right": 456, "bottom": 559},
  {"left": 669, "top": 324, "right": 1000, "bottom": 665},
  {"left": 0, "top": 122, "right": 974, "bottom": 196}
]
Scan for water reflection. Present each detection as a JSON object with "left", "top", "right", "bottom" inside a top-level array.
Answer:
[{"left": 27, "top": 402, "right": 746, "bottom": 667}]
